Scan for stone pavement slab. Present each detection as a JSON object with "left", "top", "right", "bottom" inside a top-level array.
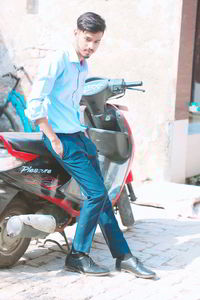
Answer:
[{"left": 0, "top": 182, "right": 200, "bottom": 300}]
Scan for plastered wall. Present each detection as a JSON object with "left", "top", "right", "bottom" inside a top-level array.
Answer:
[{"left": 0, "top": 0, "right": 183, "bottom": 182}]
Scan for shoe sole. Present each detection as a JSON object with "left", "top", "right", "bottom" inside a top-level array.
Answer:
[
  {"left": 117, "top": 267, "right": 156, "bottom": 279},
  {"left": 65, "top": 266, "right": 110, "bottom": 276}
]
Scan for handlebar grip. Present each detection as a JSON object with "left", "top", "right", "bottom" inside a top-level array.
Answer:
[
  {"left": 2, "top": 72, "right": 18, "bottom": 81},
  {"left": 3, "top": 66, "right": 33, "bottom": 85},
  {"left": 14, "top": 65, "right": 24, "bottom": 72},
  {"left": 124, "top": 81, "right": 143, "bottom": 87},
  {"left": 2, "top": 73, "right": 11, "bottom": 78},
  {"left": 2, "top": 66, "right": 24, "bottom": 79}
]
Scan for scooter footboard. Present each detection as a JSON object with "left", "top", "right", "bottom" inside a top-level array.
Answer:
[{"left": 87, "top": 128, "right": 130, "bottom": 163}]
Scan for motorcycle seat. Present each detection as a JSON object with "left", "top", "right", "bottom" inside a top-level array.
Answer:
[{"left": 0, "top": 132, "right": 52, "bottom": 158}]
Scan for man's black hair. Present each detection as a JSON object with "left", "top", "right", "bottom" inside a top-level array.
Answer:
[{"left": 77, "top": 12, "right": 106, "bottom": 33}]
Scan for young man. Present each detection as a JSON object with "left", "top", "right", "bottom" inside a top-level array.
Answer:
[{"left": 26, "top": 12, "right": 156, "bottom": 278}]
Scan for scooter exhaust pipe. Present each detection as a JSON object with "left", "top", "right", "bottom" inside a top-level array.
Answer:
[{"left": 6, "top": 214, "right": 56, "bottom": 238}]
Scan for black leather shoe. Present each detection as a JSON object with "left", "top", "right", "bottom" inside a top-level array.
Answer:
[
  {"left": 65, "top": 252, "right": 110, "bottom": 276},
  {"left": 116, "top": 256, "right": 156, "bottom": 279}
]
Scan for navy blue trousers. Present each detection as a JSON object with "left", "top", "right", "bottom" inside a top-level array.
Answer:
[{"left": 44, "top": 132, "right": 131, "bottom": 258}]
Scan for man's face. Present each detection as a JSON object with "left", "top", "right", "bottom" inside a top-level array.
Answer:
[{"left": 74, "top": 29, "right": 104, "bottom": 60}]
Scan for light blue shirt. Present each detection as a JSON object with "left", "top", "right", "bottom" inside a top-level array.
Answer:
[{"left": 26, "top": 45, "right": 88, "bottom": 134}]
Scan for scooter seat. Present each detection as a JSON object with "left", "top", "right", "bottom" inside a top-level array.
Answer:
[{"left": 0, "top": 132, "right": 52, "bottom": 158}]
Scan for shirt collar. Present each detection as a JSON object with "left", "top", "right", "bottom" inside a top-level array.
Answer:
[{"left": 67, "top": 44, "right": 82, "bottom": 64}]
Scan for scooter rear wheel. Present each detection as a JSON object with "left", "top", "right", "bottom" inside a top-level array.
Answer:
[{"left": 0, "top": 199, "right": 31, "bottom": 268}]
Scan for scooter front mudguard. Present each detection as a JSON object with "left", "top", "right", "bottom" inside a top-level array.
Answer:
[{"left": 0, "top": 181, "right": 19, "bottom": 215}]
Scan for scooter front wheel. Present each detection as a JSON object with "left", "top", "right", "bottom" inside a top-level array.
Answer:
[
  {"left": 117, "top": 186, "right": 135, "bottom": 228},
  {"left": 0, "top": 199, "right": 31, "bottom": 268}
]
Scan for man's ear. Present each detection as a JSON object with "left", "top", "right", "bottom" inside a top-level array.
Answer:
[{"left": 74, "top": 29, "right": 78, "bottom": 36}]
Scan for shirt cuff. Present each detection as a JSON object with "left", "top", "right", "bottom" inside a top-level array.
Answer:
[{"left": 25, "top": 98, "right": 49, "bottom": 121}]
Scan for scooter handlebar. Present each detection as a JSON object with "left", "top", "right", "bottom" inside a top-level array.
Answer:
[{"left": 124, "top": 81, "right": 143, "bottom": 88}]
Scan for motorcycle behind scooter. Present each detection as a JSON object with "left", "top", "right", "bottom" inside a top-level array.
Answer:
[{"left": 0, "top": 77, "right": 144, "bottom": 268}]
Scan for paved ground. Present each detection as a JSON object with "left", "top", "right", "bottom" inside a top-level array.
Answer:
[{"left": 0, "top": 181, "right": 200, "bottom": 300}]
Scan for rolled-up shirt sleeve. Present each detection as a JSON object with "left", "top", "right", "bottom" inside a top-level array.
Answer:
[{"left": 25, "top": 51, "right": 65, "bottom": 121}]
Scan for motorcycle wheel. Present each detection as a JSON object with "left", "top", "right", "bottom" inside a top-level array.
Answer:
[
  {"left": 0, "top": 200, "right": 31, "bottom": 268},
  {"left": 0, "top": 107, "right": 20, "bottom": 132},
  {"left": 117, "top": 186, "right": 135, "bottom": 228}
]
